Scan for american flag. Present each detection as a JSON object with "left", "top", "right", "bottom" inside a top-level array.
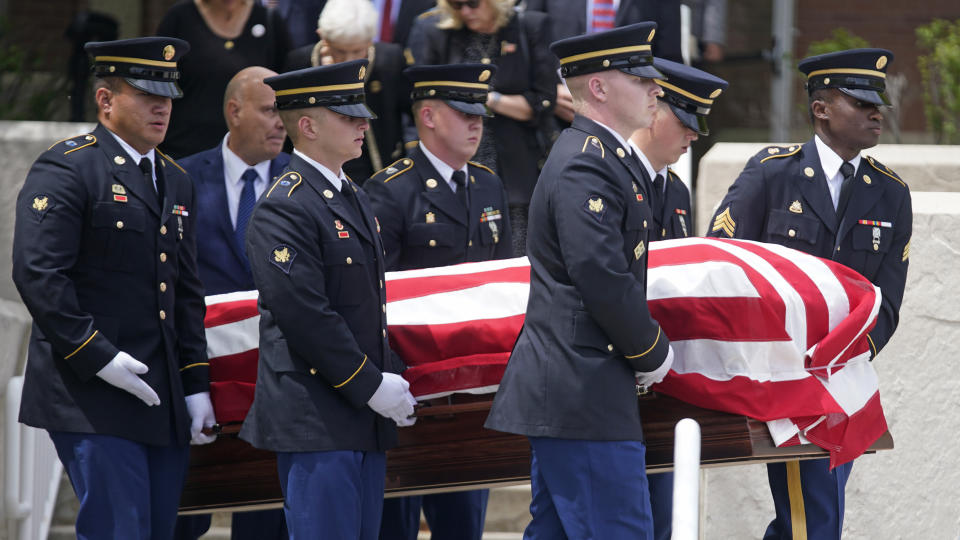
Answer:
[{"left": 204, "top": 238, "right": 886, "bottom": 467}]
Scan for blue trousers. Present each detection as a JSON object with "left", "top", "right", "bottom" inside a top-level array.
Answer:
[
  {"left": 49, "top": 430, "right": 190, "bottom": 540},
  {"left": 379, "top": 490, "right": 490, "bottom": 540},
  {"left": 648, "top": 471, "right": 674, "bottom": 540},
  {"left": 765, "top": 458, "right": 853, "bottom": 540},
  {"left": 173, "top": 509, "right": 289, "bottom": 540},
  {"left": 277, "top": 450, "right": 386, "bottom": 540},
  {"left": 524, "top": 437, "right": 654, "bottom": 540}
]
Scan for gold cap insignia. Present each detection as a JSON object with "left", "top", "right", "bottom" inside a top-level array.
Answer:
[
  {"left": 710, "top": 88, "right": 723, "bottom": 99},
  {"left": 274, "top": 247, "right": 290, "bottom": 263},
  {"left": 588, "top": 198, "right": 604, "bottom": 213},
  {"left": 33, "top": 196, "right": 48, "bottom": 212},
  {"left": 479, "top": 69, "right": 491, "bottom": 82},
  {"left": 863, "top": 174, "right": 872, "bottom": 185},
  {"left": 647, "top": 28, "right": 656, "bottom": 42},
  {"left": 111, "top": 184, "right": 126, "bottom": 195},
  {"left": 804, "top": 167, "right": 815, "bottom": 178},
  {"left": 359, "top": 65, "right": 367, "bottom": 80},
  {"left": 426, "top": 178, "right": 438, "bottom": 189},
  {"left": 323, "top": 189, "right": 334, "bottom": 199},
  {"left": 876, "top": 56, "right": 887, "bottom": 70},
  {"left": 712, "top": 207, "right": 736, "bottom": 237},
  {"left": 114, "top": 155, "right": 126, "bottom": 165},
  {"left": 425, "top": 211, "right": 436, "bottom": 223},
  {"left": 616, "top": 147, "right": 626, "bottom": 158},
  {"left": 789, "top": 200, "right": 803, "bottom": 214},
  {"left": 163, "top": 44, "right": 176, "bottom": 61}
]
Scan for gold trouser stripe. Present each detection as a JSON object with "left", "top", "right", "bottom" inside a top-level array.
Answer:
[
  {"left": 333, "top": 355, "right": 367, "bottom": 388},
  {"left": 560, "top": 45, "right": 651, "bottom": 65},
  {"left": 786, "top": 461, "right": 808, "bottom": 540},
  {"left": 275, "top": 82, "right": 364, "bottom": 96},
  {"left": 655, "top": 79, "right": 714, "bottom": 105},
  {"left": 95, "top": 55, "right": 177, "bottom": 68},
  {"left": 625, "top": 326, "right": 661, "bottom": 359},
  {"left": 180, "top": 362, "right": 210, "bottom": 372},
  {"left": 806, "top": 67, "right": 886, "bottom": 79},
  {"left": 64, "top": 330, "right": 99, "bottom": 359},
  {"left": 413, "top": 80, "right": 488, "bottom": 90}
]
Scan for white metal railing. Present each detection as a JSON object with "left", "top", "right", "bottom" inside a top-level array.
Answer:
[
  {"left": 671, "top": 418, "right": 701, "bottom": 540},
  {"left": 5, "top": 376, "right": 62, "bottom": 540}
]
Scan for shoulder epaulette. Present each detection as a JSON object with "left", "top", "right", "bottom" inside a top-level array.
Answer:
[
  {"left": 580, "top": 135, "right": 605, "bottom": 158},
  {"left": 666, "top": 168, "right": 680, "bottom": 181},
  {"left": 372, "top": 157, "right": 414, "bottom": 183},
  {"left": 50, "top": 133, "right": 97, "bottom": 155},
  {"left": 759, "top": 144, "right": 801, "bottom": 164},
  {"left": 265, "top": 170, "right": 303, "bottom": 198},
  {"left": 468, "top": 160, "right": 495, "bottom": 175},
  {"left": 417, "top": 7, "right": 440, "bottom": 19},
  {"left": 865, "top": 156, "right": 906, "bottom": 188},
  {"left": 155, "top": 148, "right": 186, "bottom": 174}
]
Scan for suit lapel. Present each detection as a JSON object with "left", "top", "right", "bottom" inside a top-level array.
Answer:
[
  {"left": 94, "top": 125, "right": 160, "bottom": 216},
  {"left": 204, "top": 148, "right": 249, "bottom": 266},
  {"left": 837, "top": 160, "right": 884, "bottom": 241},
  {"left": 797, "top": 140, "right": 838, "bottom": 235},
  {"left": 157, "top": 154, "right": 175, "bottom": 227}
]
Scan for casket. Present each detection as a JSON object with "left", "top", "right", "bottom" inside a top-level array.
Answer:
[{"left": 181, "top": 239, "right": 895, "bottom": 513}]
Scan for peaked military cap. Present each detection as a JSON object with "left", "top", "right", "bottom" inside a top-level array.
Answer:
[
  {"left": 405, "top": 63, "right": 497, "bottom": 117},
  {"left": 653, "top": 58, "right": 728, "bottom": 135},
  {"left": 265, "top": 59, "right": 376, "bottom": 118},
  {"left": 798, "top": 48, "right": 894, "bottom": 106},
  {"left": 84, "top": 37, "right": 189, "bottom": 99},
  {"left": 550, "top": 22, "right": 662, "bottom": 79}
]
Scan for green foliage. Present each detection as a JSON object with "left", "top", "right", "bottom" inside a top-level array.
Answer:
[
  {"left": 917, "top": 18, "right": 960, "bottom": 144},
  {"left": 805, "top": 29, "right": 871, "bottom": 58}
]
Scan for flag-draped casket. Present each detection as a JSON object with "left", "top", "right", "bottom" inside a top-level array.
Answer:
[{"left": 204, "top": 238, "right": 886, "bottom": 467}]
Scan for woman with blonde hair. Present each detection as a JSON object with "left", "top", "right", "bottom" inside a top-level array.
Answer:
[{"left": 407, "top": 0, "right": 557, "bottom": 258}]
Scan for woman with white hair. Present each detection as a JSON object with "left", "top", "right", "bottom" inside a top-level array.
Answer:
[
  {"left": 284, "top": 0, "right": 408, "bottom": 183},
  {"left": 407, "top": 0, "right": 558, "bottom": 258}
]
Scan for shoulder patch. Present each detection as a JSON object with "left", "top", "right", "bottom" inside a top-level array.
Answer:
[
  {"left": 51, "top": 133, "right": 96, "bottom": 155},
  {"left": 467, "top": 160, "right": 495, "bottom": 175},
  {"left": 265, "top": 171, "right": 303, "bottom": 198},
  {"left": 155, "top": 148, "right": 186, "bottom": 174},
  {"left": 373, "top": 158, "right": 414, "bottom": 183},
  {"left": 866, "top": 156, "right": 906, "bottom": 188},
  {"left": 29, "top": 193, "right": 54, "bottom": 221},
  {"left": 759, "top": 144, "right": 801, "bottom": 164},
  {"left": 583, "top": 195, "right": 606, "bottom": 222},
  {"left": 269, "top": 244, "right": 297, "bottom": 274},
  {"left": 580, "top": 136, "right": 605, "bottom": 158}
]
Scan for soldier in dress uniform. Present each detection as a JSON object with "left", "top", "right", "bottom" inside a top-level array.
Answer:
[
  {"left": 630, "top": 57, "right": 728, "bottom": 242},
  {"left": 484, "top": 23, "right": 675, "bottom": 539},
  {"left": 366, "top": 63, "right": 511, "bottom": 540},
  {"left": 238, "top": 59, "right": 417, "bottom": 539},
  {"left": 706, "top": 48, "right": 912, "bottom": 540},
  {"left": 628, "top": 56, "right": 728, "bottom": 540},
  {"left": 12, "top": 37, "right": 216, "bottom": 539}
]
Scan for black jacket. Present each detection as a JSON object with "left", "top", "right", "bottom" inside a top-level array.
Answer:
[{"left": 14, "top": 124, "right": 208, "bottom": 446}]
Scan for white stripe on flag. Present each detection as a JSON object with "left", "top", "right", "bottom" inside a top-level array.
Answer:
[
  {"left": 205, "top": 289, "right": 259, "bottom": 306},
  {"left": 206, "top": 315, "right": 261, "bottom": 358},
  {"left": 671, "top": 339, "right": 809, "bottom": 382},
  {"left": 817, "top": 353, "right": 880, "bottom": 414},
  {"left": 648, "top": 261, "right": 761, "bottom": 300},
  {"left": 386, "top": 256, "right": 530, "bottom": 281},
  {"left": 386, "top": 282, "right": 529, "bottom": 326}
]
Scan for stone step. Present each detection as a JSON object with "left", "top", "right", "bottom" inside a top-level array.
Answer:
[{"left": 484, "top": 484, "right": 531, "bottom": 533}]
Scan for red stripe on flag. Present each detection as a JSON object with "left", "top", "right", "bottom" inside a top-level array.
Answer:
[
  {"left": 648, "top": 297, "right": 791, "bottom": 341},
  {"left": 386, "top": 266, "right": 530, "bottom": 303},
  {"left": 388, "top": 314, "right": 525, "bottom": 366},
  {"left": 205, "top": 298, "right": 259, "bottom": 328},
  {"left": 403, "top": 353, "right": 509, "bottom": 398},
  {"left": 209, "top": 348, "right": 259, "bottom": 384},
  {"left": 805, "top": 391, "right": 887, "bottom": 467}
]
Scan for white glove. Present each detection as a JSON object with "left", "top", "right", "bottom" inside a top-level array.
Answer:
[
  {"left": 367, "top": 372, "right": 418, "bottom": 427},
  {"left": 635, "top": 345, "right": 675, "bottom": 389},
  {"left": 185, "top": 392, "right": 217, "bottom": 445},
  {"left": 96, "top": 352, "right": 161, "bottom": 406}
]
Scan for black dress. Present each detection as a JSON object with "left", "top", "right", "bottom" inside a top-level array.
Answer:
[{"left": 157, "top": 1, "right": 290, "bottom": 158}]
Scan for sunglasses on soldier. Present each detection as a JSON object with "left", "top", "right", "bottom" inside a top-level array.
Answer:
[{"left": 448, "top": 0, "right": 481, "bottom": 9}]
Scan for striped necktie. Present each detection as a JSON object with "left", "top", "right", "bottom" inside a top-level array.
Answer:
[
  {"left": 590, "top": 0, "right": 616, "bottom": 33},
  {"left": 235, "top": 168, "right": 258, "bottom": 252}
]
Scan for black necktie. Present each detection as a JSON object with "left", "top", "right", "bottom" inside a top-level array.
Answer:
[
  {"left": 340, "top": 182, "right": 361, "bottom": 216},
  {"left": 836, "top": 161, "right": 855, "bottom": 216},
  {"left": 139, "top": 157, "right": 163, "bottom": 204},
  {"left": 451, "top": 170, "right": 468, "bottom": 210}
]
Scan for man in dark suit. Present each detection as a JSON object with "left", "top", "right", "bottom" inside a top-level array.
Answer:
[
  {"left": 366, "top": 63, "right": 512, "bottom": 540},
  {"left": 527, "top": 0, "right": 683, "bottom": 123},
  {"left": 628, "top": 57, "right": 728, "bottom": 540},
  {"left": 283, "top": 0, "right": 408, "bottom": 185},
  {"left": 175, "top": 66, "right": 291, "bottom": 540},
  {"left": 240, "top": 59, "right": 417, "bottom": 539},
  {"left": 485, "top": 23, "right": 674, "bottom": 539},
  {"left": 12, "top": 37, "right": 215, "bottom": 539},
  {"left": 706, "top": 48, "right": 911, "bottom": 540}
]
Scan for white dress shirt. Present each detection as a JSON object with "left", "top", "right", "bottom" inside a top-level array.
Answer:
[
  {"left": 222, "top": 133, "right": 271, "bottom": 229},
  {"left": 294, "top": 149, "right": 348, "bottom": 191},
  {"left": 815, "top": 134, "right": 861, "bottom": 210},
  {"left": 107, "top": 129, "right": 157, "bottom": 189},
  {"left": 419, "top": 142, "right": 468, "bottom": 192}
]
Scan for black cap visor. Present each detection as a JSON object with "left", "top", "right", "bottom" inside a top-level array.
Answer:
[
  {"left": 328, "top": 102, "right": 378, "bottom": 119},
  {"left": 445, "top": 99, "right": 492, "bottom": 117},
  {"left": 125, "top": 78, "right": 183, "bottom": 99},
  {"left": 620, "top": 64, "right": 664, "bottom": 80},
  {"left": 668, "top": 103, "right": 709, "bottom": 135},
  {"left": 839, "top": 87, "right": 890, "bottom": 106}
]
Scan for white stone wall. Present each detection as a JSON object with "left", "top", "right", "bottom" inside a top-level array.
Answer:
[{"left": 701, "top": 192, "right": 960, "bottom": 539}]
